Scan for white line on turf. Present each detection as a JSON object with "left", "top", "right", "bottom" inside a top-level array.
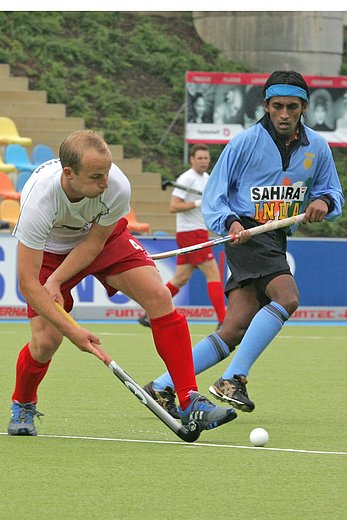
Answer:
[{"left": 0, "top": 432, "right": 346, "bottom": 455}]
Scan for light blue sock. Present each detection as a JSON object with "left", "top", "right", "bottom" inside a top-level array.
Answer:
[
  {"left": 152, "top": 332, "right": 231, "bottom": 391},
  {"left": 222, "top": 301, "right": 290, "bottom": 379}
]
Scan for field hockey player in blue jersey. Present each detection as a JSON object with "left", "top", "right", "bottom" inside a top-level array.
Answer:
[{"left": 144, "top": 70, "right": 344, "bottom": 417}]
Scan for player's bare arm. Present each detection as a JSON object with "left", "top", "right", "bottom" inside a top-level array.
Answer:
[
  {"left": 17, "top": 242, "right": 104, "bottom": 360},
  {"left": 169, "top": 195, "right": 200, "bottom": 213},
  {"left": 44, "top": 221, "right": 116, "bottom": 302}
]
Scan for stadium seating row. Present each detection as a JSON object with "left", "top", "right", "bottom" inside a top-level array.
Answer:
[
  {"left": 0, "top": 143, "right": 55, "bottom": 173},
  {"left": 0, "top": 173, "right": 152, "bottom": 236},
  {"left": 0, "top": 63, "right": 175, "bottom": 234},
  {"left": 0, "top": 170, "right": 32, "bottom": 198},
  {"left": 0, "top": 190, "right": 150, "bottom": 234},
  {"left": 0, "top": 117, "right": 151, "bottom": 234}
]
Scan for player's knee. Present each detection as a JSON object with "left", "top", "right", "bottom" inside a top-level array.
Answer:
[
  {"left": 280, "top": 295, "right": 299, "bottom": 316},
  {"left": 30, "top": 335, "right": 62, "bottom": 361},
  {"left": 172, "top": 274, "right": 190, "bottom": 286},
  {"left": 149, "top": 284, "right": 173, "bottom": 306}
]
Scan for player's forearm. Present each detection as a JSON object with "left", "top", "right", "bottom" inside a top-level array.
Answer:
[
  {"left": 19, "top": 280, "right": 78, "bottom": 336},
  {"left": 169, "top": 200, "right": 200, "bottom": 213},
  {"left": 47, "top": 240, "right": 104, "bottom": 285}
]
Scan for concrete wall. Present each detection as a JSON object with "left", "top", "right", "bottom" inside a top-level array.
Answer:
[{"left": 193, "top": 11, "right": 345, "bottom": 75}]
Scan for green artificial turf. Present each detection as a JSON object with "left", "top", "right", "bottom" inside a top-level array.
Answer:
[{"left": 0, "top": 322, "right": 346, "bottom": 519}]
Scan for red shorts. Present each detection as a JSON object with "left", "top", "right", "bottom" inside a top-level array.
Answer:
[
  {"left": 176, "top": 229, "right": 215, "bottom": 266},
  {"left": 28, "top": 218, "right": 155, "bottom": 318}
]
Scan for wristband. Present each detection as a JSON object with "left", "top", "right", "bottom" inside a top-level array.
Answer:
[{"left": 317, "top": 195, "right": 334, "bottom": 213}]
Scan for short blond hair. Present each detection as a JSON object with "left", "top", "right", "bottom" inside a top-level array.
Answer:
[{"left": 59, "top": 130, "right": 111, "bottom": 173}]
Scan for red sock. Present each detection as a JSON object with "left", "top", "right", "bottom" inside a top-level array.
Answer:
[
  {"left": 12, "top": 343, "right": 51, "bottom": 403},
  {"left": 151, "top": 309, "right": 197, "bottom": 410},
  {"left": 207, "top": 281, "right": 226, "bottom": 323},
  {"left": 166, "top": 281, "right": 179, "bottom": 298}
]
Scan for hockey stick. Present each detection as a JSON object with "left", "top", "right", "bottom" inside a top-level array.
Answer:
[
  {"left": 54, "top": 303, "right": 200, "bottom": 443},
  {"left": 151, "top": 213, "right": 305, "bottom": 260},
  {"left": 161, "top": 179, "right": 202, "bottom": 196}
]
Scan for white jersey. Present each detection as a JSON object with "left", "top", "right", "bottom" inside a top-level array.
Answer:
[
  {"left": 172, "top": 168, "right": 209, "bottom": 232},
  {"left": 14, "top": 158, "right": 131, "bottom": 254}
]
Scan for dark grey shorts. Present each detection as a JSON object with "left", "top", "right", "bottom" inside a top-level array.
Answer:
[{"left": 224, "top": 217, "right": 292, "bottom": 305}]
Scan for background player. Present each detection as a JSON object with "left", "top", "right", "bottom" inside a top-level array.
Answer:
[{"left": 139, "top": 144, "right": 226, "bottom": 331}]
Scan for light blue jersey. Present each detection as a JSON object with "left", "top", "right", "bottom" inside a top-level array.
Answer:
[{"left": 202, "top": 122, "right": 344, "bottom": 236}]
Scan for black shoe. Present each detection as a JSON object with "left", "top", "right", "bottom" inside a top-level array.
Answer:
[
  {"left": 143, "top": 381, "right": 180, "bottom": 419},
  {"left": 138, "top": 314, "right": 152, "bottom": 328},
  {"left": 179, "top": 392, "right": 237, "bottom": 431},
  {"left": 209, "top": 375, "right": 255, "bottom": 412}
]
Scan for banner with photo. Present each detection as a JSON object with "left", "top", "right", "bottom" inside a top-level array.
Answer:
[{"left": 185, "top": 71, "right": 347, "bottom": 146}]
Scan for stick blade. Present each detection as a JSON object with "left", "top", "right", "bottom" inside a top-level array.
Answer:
[
  {"left": 108, "top": 361, "right": 201, "bottom": 443},
  {"left": 177, "top": 422, "right": 201, "bottom": 442}
]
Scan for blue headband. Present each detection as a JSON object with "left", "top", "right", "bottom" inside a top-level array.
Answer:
[{"left": 265, "top": 84, "right": 308, "bottom": 101}]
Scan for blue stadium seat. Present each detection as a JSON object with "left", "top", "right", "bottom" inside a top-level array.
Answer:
[
  {"left": 32, "top": 144, "right": 55, "bottom": 167},
  {"left": 4, "top": 144, "right": 36, "bottom": 173},
  {"left": 16, "top": 170, "right": 32, "bottom": 192}
]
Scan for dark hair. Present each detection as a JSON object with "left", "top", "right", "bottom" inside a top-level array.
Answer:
[
  {"left": 224, "top": 87, "right": 237, "bottom": 102},
  {"left": 245, "top": 86, "right": 264, "bottom": 119},
  {"left": 192, "top": 92, "right": 204, "bottom": 105},
  {"left": 190, "top": 144, "right": 209, "bottom": 157},
  {"left": 190, "top": 93, "right": 206, "bottom": 121},
  {"left": 263, "top": 70, "right": 310, "bottom": 101}
]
